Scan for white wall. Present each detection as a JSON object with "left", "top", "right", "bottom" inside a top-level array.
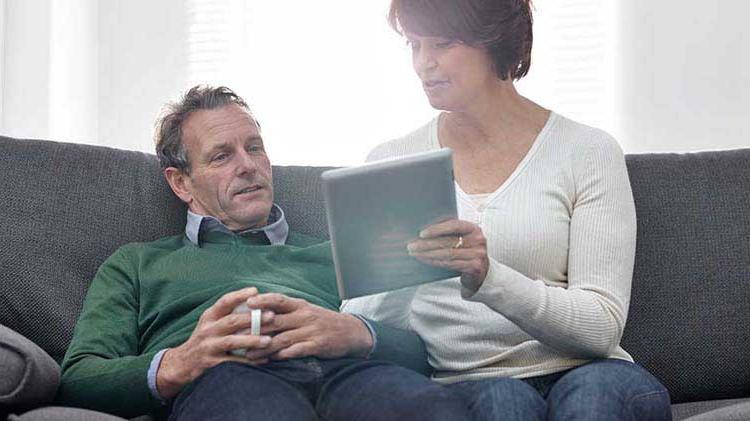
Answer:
[
  {"left": 2, "top": 0, "right": 52, "bottom": 140},
  {"left": 98, "top": 0, "right": 188, "bottom": 153},
  {"left": 1, "top": 0, "right": 188, "bottom": 151},
  {"left": 619, "top": 0, "right": 750, "bottom": 152},
  {"left": 49, "top": 0, "right": 99, "bottom": 143},
  {"left": 0, "top": 0, "right": 5, "bottom": 123},
  {"left": 2, "top": 1, "right": 748, "bottom": 156}
]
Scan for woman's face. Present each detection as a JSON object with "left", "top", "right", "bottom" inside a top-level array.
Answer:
[{"left": 406, "top": 32, "right": 499, "bottom": 112}]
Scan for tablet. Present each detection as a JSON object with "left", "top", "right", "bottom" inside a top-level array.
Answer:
[{"left": 321, "top": 148, "right": 459, "bottom": 299}]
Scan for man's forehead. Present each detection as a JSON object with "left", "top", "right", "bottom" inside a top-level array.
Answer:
[{"left": 183, "top": 105, "right": 261, "bottom": 148}]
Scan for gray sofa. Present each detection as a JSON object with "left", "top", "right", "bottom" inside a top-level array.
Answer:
[{"left": 1, "top": 135, "right": 748, "bottom": 420}]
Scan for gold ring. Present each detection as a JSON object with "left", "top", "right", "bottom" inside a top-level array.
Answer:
[{"left": 453, "top": 236, "right": 463, "bottom": 249}]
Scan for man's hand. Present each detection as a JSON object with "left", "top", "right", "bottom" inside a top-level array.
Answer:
[
  {"left": 156, "top": 287, "right": 274, "bottom": 400},
  {"left": 242, "top": 293, "right": 374, "bottom": 361}
]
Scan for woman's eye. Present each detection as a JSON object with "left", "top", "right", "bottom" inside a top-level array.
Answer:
[
  {"left": 436, "top": 40, "right": 454, "bottom": 49},
  {"left": 213, "top": 153, "right": 228, "bottom": 162}
]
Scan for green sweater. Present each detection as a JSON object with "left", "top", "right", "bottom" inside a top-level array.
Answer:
[
  {"left": 58, "top": 230, "right": 339, "bottom": 416},
  {"left": 59, "top": 230, "right": 430, "bottom": 418}
]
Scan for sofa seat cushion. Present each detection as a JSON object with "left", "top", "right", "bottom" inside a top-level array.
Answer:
[
  {"left": 8, "top": 407, "right": 127, "bottom": 420},
  {"left": 0, "top": 325, "right": 60, "bottom": 407},
  {"left": 673, "top": 398, "right": 750, "bottom": 420}
]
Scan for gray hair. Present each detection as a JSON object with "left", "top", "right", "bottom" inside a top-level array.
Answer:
[{"left": 154, "top": 85, "right": 257, "bottom": 174}]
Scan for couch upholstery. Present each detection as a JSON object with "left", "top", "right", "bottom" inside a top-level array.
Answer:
[{"left": 1, "top": 135, "right": 748, "bottom": 420}]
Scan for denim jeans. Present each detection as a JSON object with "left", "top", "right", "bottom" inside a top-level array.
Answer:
[
  {"left": 167, "top": 357, "right": 469, "bottom": 421},
  {"left": 448, "top": 359, "right": 672, "bottom": 421}
]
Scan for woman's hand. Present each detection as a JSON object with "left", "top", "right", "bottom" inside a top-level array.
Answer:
[{"left": 407, "top": 219, "right": 489, "bottom": 292}]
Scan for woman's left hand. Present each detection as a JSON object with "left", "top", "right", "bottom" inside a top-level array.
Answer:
[{"left": 407, "top": 219, "right": 489, "bottom": 292}]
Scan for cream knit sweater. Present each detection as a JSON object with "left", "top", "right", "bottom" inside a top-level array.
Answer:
[{"left": 342, "top": 112, "right": 636, "bottom": 383}]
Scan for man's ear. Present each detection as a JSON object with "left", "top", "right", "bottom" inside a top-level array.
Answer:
[{"left": 164, "top": 167, "right": 193, "bottom": 204}]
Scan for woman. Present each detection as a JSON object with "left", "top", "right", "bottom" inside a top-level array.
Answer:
[{"left": 343, "top": 0, "right": 672, "bottom": 419}]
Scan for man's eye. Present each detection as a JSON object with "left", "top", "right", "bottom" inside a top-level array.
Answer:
[
  {"left": 248, "top": 145, "right": 264, "bottom": 153},
  {"left": 436, "top": 40, "right": 455, "bottom": 49},
  {"left": 212, "top": 153, "right": 228, "bottom": 162}
]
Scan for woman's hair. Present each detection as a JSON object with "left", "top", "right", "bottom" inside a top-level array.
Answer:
[{"left": 388, "top": 0, "right": 533, "bottom": 81}]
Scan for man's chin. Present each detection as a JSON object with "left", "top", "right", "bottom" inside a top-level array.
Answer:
[{"left": 233, "top": 206, "right": 273, "bottom": 230}]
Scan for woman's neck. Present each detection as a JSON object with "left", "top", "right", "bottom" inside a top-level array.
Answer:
[{"left": 440, "top": 82, "right": 548, "bottom": 149}]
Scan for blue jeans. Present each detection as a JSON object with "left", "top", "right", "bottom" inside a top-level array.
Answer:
[
  {"left": 448, "top": 359, "right": 672, "bottom": 421},
  {"left": 168, "top": 358, "right": 469, "bottom": 421}
]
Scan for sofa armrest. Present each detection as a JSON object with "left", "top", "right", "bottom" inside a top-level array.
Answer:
[{"left": 0, "top": 324, "right": 60, "bottom": 407}]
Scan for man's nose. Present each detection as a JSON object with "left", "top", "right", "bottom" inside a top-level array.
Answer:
[{"left": 235, "top": 149, "right": 258, "bottom": 176}]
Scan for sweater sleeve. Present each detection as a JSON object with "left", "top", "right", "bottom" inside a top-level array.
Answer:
[
  {"left": 342, "top": 288, "right": 430, "bottom": 375},
  {"left": 464, "top": 135, "right": 636, "bottom": 359},
  {"left": 58, "top": 246, "right": 163, "bottom": 418}
]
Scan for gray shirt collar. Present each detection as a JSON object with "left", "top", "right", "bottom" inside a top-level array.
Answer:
[{"left": 185, "top": 204, "right": 289, "bottom": 246}]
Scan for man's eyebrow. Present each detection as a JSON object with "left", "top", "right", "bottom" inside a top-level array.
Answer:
[{"left": 203, "top": 142, "right": 232, "bottom": 157}]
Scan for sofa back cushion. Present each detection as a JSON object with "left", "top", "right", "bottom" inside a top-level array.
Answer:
[
  {"left": 0, "top": 136, "right": 331, "bottom": 362},
  {"left": 622, "top": 149, "right": 750, "bottom": 404}
]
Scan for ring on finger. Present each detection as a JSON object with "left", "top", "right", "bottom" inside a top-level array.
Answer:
[{"left": 453, "top": 236, "right": 463, "bottom": 249}]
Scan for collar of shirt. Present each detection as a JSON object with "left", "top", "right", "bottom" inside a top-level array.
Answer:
[{"left": 185, "top": 204, "right": 289, "bottom": 247}]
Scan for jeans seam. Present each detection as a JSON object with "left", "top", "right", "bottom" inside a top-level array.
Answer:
[{"left": 625, "top": 389, "right": 669, "bottom": 418}]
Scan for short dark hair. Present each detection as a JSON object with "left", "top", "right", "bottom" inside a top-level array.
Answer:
[
  {"left": 388, "top": 0, "right": 533, "bottom": 81},
  {"left": 154, "top": 85, "right": 256, "bottom": 174}
]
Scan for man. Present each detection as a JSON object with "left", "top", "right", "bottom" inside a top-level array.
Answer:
[{"left": 58, "top": 86, "right": 467, "bottom": 420}]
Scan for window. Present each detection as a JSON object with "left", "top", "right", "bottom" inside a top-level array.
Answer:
[{"left": 186, "top": 0, "right": 619, "bottom": 165}]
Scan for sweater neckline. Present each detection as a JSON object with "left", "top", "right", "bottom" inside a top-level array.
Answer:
[{"left": 428, "top": 111, "right": 558, "bottom": 207}]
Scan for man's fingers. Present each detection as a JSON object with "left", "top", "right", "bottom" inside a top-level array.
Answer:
[
  {"left": 244, "top": 293, "right": 304, "bottom": 314},
  {"left": 271, "top": 341, "right": 317, "bottom": 360},
  {"left": 202, "top": 287, "right": 259, "bottom": 321},
  {"left": 243, "top": 325, "right": 307, "bottom": 360},
  {"left": 216, "top": 333, "right": 272, "bottom": 353},
  {"left": 243, "top": 347, "right": 278, "bottom": 361},
  {"left": 212, "top": 310, "right": 275, "bottom": 336},
  {"left": 419, "top": 219, "right": 475, "bottom": 239},
  {"left": 259, "top": 310, "right": 309, "bottom": 335}
]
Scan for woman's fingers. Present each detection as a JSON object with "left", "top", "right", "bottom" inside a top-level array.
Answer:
[
  {"left": 419, "top": 219, "right": 476, "bottom": 239},
  {"left": 407, "top": 236, "right": 463, "bottom": 253},
  {"left": 409, "top": 246, "right": 474, "bottom": 262}
]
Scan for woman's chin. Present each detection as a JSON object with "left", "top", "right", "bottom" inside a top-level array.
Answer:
[{"left": 426, "top": 97, "right": 452, "bottom": 111}]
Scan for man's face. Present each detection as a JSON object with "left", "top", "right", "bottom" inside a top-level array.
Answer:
[{"left": 173, "top": 104, "right": 273, "bottom": 231}]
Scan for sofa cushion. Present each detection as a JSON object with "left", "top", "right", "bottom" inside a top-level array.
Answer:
[
  {"left": 673, "top": 398, "right": 750, "bottom": 420},
  {"left": 8, "top": 406, "right": 127, "bottom": 420},
  {"left": 0, "top": 325, "right": 60, "bottom": 407},
  {"left": 622, "top": 149, "right": 750, "bottom": 403}
]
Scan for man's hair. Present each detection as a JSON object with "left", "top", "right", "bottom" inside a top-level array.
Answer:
[
  {"left": 154, "top": 85, "right": 256, "bottom": 174},
  {"left": 388, "top": 0, "right": 533, "bottom": 81}
]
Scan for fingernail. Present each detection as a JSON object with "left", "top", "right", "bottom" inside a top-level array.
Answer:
[
  {"left": 419, "top": 230, "right": 427, "bottom": 238},
  {"left": 260, "top": 336, "right": 271, "bottom": 346},
  {"left": 407, "top": 243, "right": 416, "bottom": 253}
]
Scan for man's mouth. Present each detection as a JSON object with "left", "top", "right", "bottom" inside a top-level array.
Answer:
[{"left": 235, "top": 185, "right": 262, "bottom": 196}]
